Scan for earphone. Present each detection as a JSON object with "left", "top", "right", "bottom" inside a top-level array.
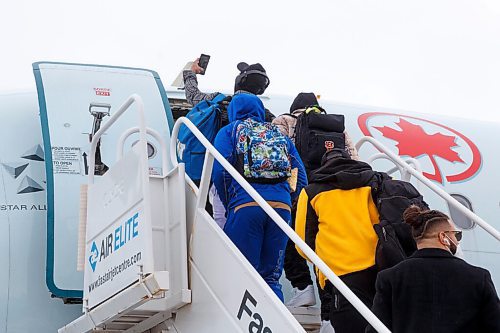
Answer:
[{"left": 444, "top": 238, "right": 450, "bottom": 245}]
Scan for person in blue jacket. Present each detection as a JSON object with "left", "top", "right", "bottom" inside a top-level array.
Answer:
[{"left": 212, "top": 93, "right": 307, "bottom": 301}]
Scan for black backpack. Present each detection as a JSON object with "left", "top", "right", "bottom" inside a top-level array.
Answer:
[
  {"left": 294, "top": 106, "right": 345, "bottom": 174},
  {"left": 373, "top": 175, "right": 429, "bottom": 271}
]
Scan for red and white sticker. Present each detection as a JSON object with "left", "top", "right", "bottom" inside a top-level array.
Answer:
[{"left": 93, "top": 88, "right": 111, "bottom": 96}]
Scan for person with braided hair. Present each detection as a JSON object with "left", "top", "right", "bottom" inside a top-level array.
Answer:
[{"left": 367, "top": 205, "right": 500, "bottom": 333}]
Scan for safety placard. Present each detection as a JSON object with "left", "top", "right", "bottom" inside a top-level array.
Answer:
[{"left": 51, "top": 146, "right": 82, "bottom": 174}]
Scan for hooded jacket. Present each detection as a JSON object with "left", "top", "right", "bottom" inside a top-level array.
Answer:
[
  {"left": 212, "top": 94, "right": 307, "bottom": 211},
  {"left": 295, "top": 156, "right": 381, "bottom": 288}
]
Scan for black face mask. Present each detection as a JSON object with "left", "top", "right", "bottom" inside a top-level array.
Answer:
[
  {"left": 446, "top": 235, "right": 458, "bottom": 255},
  {"left": 449, "top": 243, "right": 457, "bottom": 255}
]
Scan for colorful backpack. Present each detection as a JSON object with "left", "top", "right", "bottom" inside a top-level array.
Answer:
[{"left": 234, "top": 119, "right": 292, "bottom": 183}]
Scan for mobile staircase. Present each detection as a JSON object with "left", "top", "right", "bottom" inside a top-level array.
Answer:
[{"left": 59, "top": 94, "right": 500, "bottom": 333}]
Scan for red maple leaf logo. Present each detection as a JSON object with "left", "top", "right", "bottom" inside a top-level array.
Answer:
[{"left": 374, "top": 118, "right": 465, "bottom": 183}]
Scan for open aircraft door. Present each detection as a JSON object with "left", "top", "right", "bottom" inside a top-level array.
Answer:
[{"left": 33, "top": 62, "right": 175, "bottom": 300}]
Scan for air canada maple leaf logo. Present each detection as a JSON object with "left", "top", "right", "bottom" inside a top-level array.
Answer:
[{"left": 358, "top": 113, "right": 482, "bottom": 184}]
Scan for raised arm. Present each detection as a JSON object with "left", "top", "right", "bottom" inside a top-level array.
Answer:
[{"left": 183, "top": 59, "right": 220, "bottom": 106}]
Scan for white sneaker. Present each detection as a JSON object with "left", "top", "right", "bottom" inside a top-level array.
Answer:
[
  {"left": 286, "top": 285, "right": 316, "bottom": 307},
  {"left": 319, "top": 320, "right": 335, "bottom": 333}
]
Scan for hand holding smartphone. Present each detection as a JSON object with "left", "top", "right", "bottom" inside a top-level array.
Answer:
[{"left": 198, "top": 54, "right": 210, "bottom": 75}]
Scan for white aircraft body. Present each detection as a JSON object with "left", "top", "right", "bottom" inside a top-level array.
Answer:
[{"left": 0, "top": 62, "right": 498, "bottom": 333}]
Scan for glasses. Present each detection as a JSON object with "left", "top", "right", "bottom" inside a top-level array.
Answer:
[{"left": 443, "top": 230, "right": 463, "bottom": 242}]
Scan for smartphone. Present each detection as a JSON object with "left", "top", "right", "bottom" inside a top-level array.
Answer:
[{"left": 198, "top": 54, "right": 210, "bottom": 75}]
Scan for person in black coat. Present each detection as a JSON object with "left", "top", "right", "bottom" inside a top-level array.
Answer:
[{"left": 367, "top": 205, "right": 500, "bottom": 333}]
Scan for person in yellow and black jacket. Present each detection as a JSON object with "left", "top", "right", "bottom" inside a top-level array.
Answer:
[{"left": 295, "top": 148, "right": 383, "bottom": 333}]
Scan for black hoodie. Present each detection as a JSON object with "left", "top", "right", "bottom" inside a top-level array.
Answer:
[{"left": 309, "top": 157, "right": 378, "bottom": 189}]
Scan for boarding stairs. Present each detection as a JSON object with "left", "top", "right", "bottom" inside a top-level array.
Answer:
[{"left": 59, "top": 94, "right": 500, "bottom": 333}]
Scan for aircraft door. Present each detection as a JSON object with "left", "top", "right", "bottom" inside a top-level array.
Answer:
[{"left": 33, "top": 62, "right": 174, "bottom": 299}]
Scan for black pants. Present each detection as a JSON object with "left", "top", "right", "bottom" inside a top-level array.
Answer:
[
  {"left": 324, "top": 266, "right": 377, "bottom": 333},
  {"left": 284, "top": 207, "right": 331, "bottom": 320},
  {"left": 284, "top": 203, "right": 312, "bottom": 288},
  {"left": 284, "top": 236, "right": 313, "bottom": 289}
]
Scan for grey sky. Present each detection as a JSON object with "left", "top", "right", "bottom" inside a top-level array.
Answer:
[{"left": 2, "top": 0, "right": 500, "bottom": 121}]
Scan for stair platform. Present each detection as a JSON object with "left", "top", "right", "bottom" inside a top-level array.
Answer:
[
  {"left": 288, "top": 306, "right": 321, "bottom": 332},
  {"left": 59, "top": 271, "right": 175, "bottom": 333}
]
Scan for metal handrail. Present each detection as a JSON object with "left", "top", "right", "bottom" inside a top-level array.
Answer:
[
  {"left": 78, "top": 94, "right": 149, "bottom": 271},
  {"left": 88, "top": 94, "right": 148, "bottom": 185},
  {"left": 356, "top": 136, "right": 500, "bottom": 241},
  {"left": 117, "top": 126, "right": 169, "bottom": 177},
  {"left": 366, "top": 154, "right": 422, "bottom": 179},
  {"left": 170, "top": 117, "right": 391, "bottom": 333},
  {"left": 366, "top": 153, "right": 423, "bottom": 191}
]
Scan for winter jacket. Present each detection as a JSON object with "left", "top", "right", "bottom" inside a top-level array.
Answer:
[
  {"left": 183, "top": 70, "right": 220, "bottom": 106},
  {"left": 295, "top": 157, "right": 381, "bottom": 288},
  {"left": 272, "top": 108, "right": 359, "bottom": 160},
  {"left": 367, "top": 248, "right": 500, "bottom": 333},
  {"left": 212, "top": 94, "right": 307, "bottom": 211}
]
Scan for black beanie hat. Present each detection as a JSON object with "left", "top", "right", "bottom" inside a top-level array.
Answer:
[
  {"left": 234, "top": 62, "right": 269, "bottom": 95},
  {"left": 289, "top": 92, "right": 319, "bottom": 112},
  {"left": 321, "top": 148, "right": 350, "bottom": 165}
]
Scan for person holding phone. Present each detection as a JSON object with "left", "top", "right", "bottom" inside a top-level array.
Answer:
[
  {"left": 182, "top": 56, "right": 221, "bottom": 107},
  {"left": 182, "top": 56, "right": 276, "bottom": 229},
  {"left": 182, "top": 56, "right": 272, "bottom": 109}
]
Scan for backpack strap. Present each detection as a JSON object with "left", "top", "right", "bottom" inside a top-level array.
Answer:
[
  {"left": 304, "top": 105, "right": 326, "bottom": 115},
  {"left": 373, "top": 223, "right": 387, "bottom": 241},
  {"left": 370, "top": 172, "right": 390, "bottom": 204},
  {"left": 212, "top": 93, "right": 227, "bottom": 104},
  {"left": 192, "top": 93, "right": 226, "bottom": 112}
]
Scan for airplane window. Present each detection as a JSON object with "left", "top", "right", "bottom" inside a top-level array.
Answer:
[
  {"left": 448, "top": 194, "right": 475, "bottom": 230},
  {"left": 146, "top": 142, "right": 157, "bottom": 159},
  {"left": 132, "top": 141, "right": 157, "bottom": 159}
]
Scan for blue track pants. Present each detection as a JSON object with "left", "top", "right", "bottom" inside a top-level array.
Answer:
[{"left": 224, "top": 205, "right": 291, "bottom": 301}]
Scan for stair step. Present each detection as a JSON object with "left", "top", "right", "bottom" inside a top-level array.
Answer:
[
  {"left": 93, "top": 310, "right": 160, "bottom": 332},
  {"left": 288, "top": 306, "right": 321, "bottom": 332}
]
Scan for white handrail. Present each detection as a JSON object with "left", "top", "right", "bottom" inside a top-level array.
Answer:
[
  {"left": 116, "top": 126, "right": 169, "bottom": 176},
  {"left": 366, "top": 153, "right": 423, "bottom": 191},
  {"left": 367, "top": 154, "right": 422, "bottom": 177},
  {"left": 88, "top": 94, "right": 147, "bottom": 184},
  {"left": 170, "top": 117, "right": 391, "bottom": 333},
  {"left": 79, "top": 94, "right": 148, "bottom": 272},
  {"left": 356, "top": 136, "right": 500, "bottom": 241}
]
